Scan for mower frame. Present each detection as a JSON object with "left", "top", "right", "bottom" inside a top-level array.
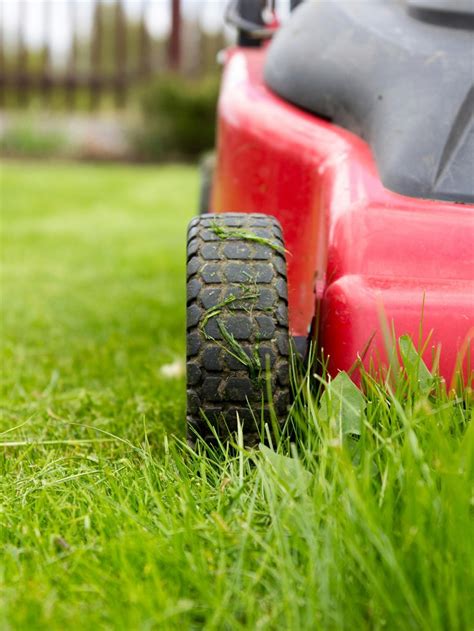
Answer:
[{"left": 208, "top": 47, "right": 474, "bottom": 383}]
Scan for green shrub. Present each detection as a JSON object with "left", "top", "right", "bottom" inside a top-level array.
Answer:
[
  {"left": 0, "top": 122, "right": 66, "bottom": 158},
  {"left": 136, "top": 74, "right": 220, "bottom": 160}
]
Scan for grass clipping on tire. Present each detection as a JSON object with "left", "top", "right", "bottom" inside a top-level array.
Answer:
[
  {"left": 209, "top": 221, "right": 287, "bottom": 255},
  {"left": 200, "top": 287, "right": 263, "bottom": 384},
  {"left": 202, "top": 222, "right": 288, "bottom": 389}
]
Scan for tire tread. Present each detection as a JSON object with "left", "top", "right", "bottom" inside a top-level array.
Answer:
[{"left": 186, "top": 213, "right": 290, "bottom": 443}]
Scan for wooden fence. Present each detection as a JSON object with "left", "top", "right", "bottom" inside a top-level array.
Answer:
[{"left": 0, "top": 0, "right": 186, "bottom": 109}]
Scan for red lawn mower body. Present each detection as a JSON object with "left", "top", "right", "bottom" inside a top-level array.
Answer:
[{"left": 209, "top": 24, "right": 474, "bottom": 383}]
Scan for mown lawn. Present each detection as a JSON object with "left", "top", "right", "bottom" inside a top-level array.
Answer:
[{"left": 1, "top": 161, "right": 472, "bottom": 630}]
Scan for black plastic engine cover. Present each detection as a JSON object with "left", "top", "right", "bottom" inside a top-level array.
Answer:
[{"left": 264, "top": 0, "right": 474, "bottom": 203}]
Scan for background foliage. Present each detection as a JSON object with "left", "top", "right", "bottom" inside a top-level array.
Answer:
[{"left": 136, "top": 74, "right": 220, "bottom": 160}]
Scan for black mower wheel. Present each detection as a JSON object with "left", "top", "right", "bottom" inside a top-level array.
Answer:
[{"left": 186, "top": 213, "right": 290, "bottom": 444}]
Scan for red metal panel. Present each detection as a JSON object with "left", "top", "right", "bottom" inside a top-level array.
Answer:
[{"left": 211, "top": 47, "right": 474, "bottom": 382}]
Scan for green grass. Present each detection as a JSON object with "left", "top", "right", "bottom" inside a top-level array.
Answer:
[{"left": 1, "top": 161, "right": 472, "bottom": 630}]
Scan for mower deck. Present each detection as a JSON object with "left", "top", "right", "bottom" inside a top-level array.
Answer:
[{"left": 210, "top": 48, "right": 474, "bottom": 382}]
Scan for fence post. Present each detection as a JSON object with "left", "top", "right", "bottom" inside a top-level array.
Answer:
[
  {"left": 0, "top": 19, "right": 4, "bottom": 108},
  {"left": 139, "top": 0, "right": 151, "bottom": 78},
  {"left": 16, "top": 0, "right": 28, "bottom": 107},
  {"left": 41, "top": 0, "right": 52, "bottom": 108},
  {"left": 115, "top": 0, "right": 127, "bottom": 107},
  {"left": 168, "top": 0, "right": 181, "bottom": 70},
  {"left": 90, "top": 0, "right": 103, "bottom": 110},
  {"left": 66, "top": 0, "right": 78, "bottom": 110}
]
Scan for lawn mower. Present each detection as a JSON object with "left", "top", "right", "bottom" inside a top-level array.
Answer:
[{"left": 186, "top": 0, "right": 474, "bottom": 442}]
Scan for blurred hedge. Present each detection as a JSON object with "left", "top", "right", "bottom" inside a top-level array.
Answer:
[
  {"left": 136, "top": 74, "right": 220, "bottom": 160},
  {"left": 0, "top": 122, "right": 66, "bottom": 158}
]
